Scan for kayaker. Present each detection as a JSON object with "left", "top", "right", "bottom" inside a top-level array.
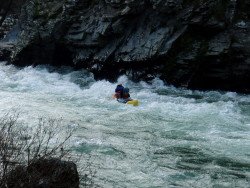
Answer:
[
  {"left": 122, "top": 88, "right": 132, "bottom": 102},
  {"left": 113, "top": 85, "right": 132, "bottom": 103},
  {"left": 114, "top": 84, "right": 124, "bottom": 99}
]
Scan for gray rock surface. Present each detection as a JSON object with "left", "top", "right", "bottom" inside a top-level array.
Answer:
[
  {"left": 0, "top": 42, "right": 14, "bottom": 61},
  {"left": 3, "top": 0, "right": 250, "bottom": 92}
]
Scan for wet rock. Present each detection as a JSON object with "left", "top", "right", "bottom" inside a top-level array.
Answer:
[
  {"left": 206, "top": 32, "right": 231, "bottom": 56},
  {"left": 5, "top": 0, "right": 250, "bottom": 93},
  {"left": 0, "top": 0, "right": 26, "bottom": 39},
  {"left": 0, "top": 42, "right": 14, "bottom": 61},
  {"left": 6, "top": 158, "right": 79, "bottom": 188}
]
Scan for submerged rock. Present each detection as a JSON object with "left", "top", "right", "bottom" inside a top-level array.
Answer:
[{"left": 6, "top": 0, "right": 250, "bottom": 93}]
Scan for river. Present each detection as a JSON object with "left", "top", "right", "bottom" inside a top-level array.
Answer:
[{"left": 0, "top": 62, "right": 249, "bottom": 187}]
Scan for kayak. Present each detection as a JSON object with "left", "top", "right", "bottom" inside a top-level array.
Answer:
[
  {"left": 126, "top": 100, "right": 139, "bottom": 106},
  {"left": 113, "top": 95, "right": 139, "bottom": 106}
]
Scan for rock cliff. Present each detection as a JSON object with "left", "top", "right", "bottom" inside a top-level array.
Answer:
[{"left": 3, "top": 0, "right": 250, "bottom": 92}]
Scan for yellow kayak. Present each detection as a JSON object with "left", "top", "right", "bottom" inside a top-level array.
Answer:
[
  {"left": 126, "top": 100, "right": 139, "bottom": 106},
  {"left": 112, "top": 94, "right": 139, "bottom": 106}
]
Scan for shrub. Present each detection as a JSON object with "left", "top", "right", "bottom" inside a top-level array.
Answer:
[{"left": 0, "top": 112, "right": 96, "bottom": 187}]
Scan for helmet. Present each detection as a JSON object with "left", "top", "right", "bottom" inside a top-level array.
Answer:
[{"left": 115, "top": 85, "right": 124, "bottom": 93}]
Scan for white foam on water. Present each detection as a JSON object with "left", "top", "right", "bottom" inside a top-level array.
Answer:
[{"left": 0, "top": 63, "right": 250, "bottom": 187}]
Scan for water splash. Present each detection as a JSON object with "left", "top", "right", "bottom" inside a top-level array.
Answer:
[{"left": 0, "top": 63, "right": 249, "bottom": 187}]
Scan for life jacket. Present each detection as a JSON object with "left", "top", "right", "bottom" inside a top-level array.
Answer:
[
  {"left": 123, "top": 88, "right": 130, "bottom": 99},
  {"left": 123, "top": 88, "right": 129, "bottom": 93}
]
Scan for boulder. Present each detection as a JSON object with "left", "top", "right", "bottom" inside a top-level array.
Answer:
[{"left": 6, "top": 158, "right": 79, "bottom": 188}]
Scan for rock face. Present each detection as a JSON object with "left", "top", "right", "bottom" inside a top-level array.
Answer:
[
  {"left": 0, "top": 42, "right": 13, "bottom": 61},
  {"left": 0, "top": 0, "right": 26, "bottom": 39},
  {"left": 6, "top": 0, "right": 250, "bottom": 92},
  {"left": 6, "top": 158, "right": 79, "bottom": 188}
]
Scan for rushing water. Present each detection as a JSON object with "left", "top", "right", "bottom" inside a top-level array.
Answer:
[{"left": 0, "top": 62, "right": 250, "bottom": 187}]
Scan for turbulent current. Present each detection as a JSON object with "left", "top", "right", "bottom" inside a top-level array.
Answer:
[{"left": 0, "top": 63, "right": 250, "bottom": 187}]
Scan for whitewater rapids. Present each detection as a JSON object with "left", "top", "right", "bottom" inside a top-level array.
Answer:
[{"left": 0, "top": 63, "right": 249, "bottom": 187}]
